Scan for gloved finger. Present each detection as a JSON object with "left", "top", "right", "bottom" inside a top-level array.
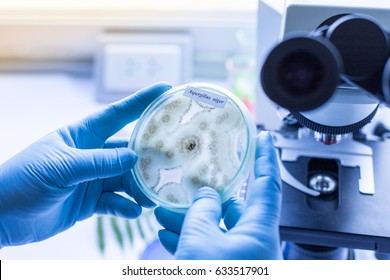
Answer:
[
  {"left": 102, "top": 174, "right": 149, "bottom": 200},
  {"left": 222, "top": 197, "right": 245, "bottom": 230},
  {"left": 66, "top": 147, "right": 138, "bottom": 186},
  {"left": 182, "top": 187, "right": 222, "bottom": 234},
  {"left": 155, "top": 207, "right": 185, "bottom": 234},
  {"left": 81, "top": 82, "right": 171, "bottom": 142},
  {"left": 102, "top": 173, "right": 123, "bottom": 192},
  {"left": 233, "top": 131, "right": 282, "bottom": 234},
  {"left": 96, "top": 192, "right": 142, "bottom": 218},
  {"left": 158, "top": 230, "right": 180, "bottom": 255},
  {"left": 122, "top": 171, "right": 156, "bottom": 208},
  {"left": 104, "top": 138, "right": 129, "bottom": 148},
  {"left": 102, "top": 136, "right": 154, "bottom": 207},
  {"left": 254, "top": 131, "right": 280, "bottom": 179},
  {"left": 101, "top": 138, "right": 133, "bottom": 192}
]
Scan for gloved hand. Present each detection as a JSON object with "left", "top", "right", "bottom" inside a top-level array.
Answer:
[
  {"left": 155, "top": 131, "right": 283, "bottom": 259},
  {"left": 0, "top": 82, "right": 171, "bottom": 248}
]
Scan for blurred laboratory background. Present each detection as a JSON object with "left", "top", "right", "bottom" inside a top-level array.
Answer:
[{"left": 0, "top": 0, "right": 258, "bottom": 259}]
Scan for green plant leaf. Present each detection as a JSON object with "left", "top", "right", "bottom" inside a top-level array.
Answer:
[
  {"left": 97, "top": 216, "right": 105, "bottom": 254},
  {"left": 97, "top": 210, "right": 159, "bottom": 254},
  {"left": 110, "top": 217, "right": 124, "bottom": 250},
  {"left": 136, "top": 218, "right": 146, "bottom": 240},
  {"left": 144, "top": 212, "right": 156, "bottom": 235},
  {"left": 125, "top": 219, "right": 134, "bottom": 246}
]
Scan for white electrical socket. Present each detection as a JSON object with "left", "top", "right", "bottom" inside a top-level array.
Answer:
[
  {"left": 102, "top": 43, "right": 182, "bottom": 93},
  {"left": 95, "top": 32, "right": 193, "bottom": 101}
]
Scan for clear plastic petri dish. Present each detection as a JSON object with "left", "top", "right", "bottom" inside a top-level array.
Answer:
[{"left": 129, "top": 82, "right": 256, "bottom": 212}]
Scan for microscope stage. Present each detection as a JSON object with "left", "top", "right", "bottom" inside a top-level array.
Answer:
[{"left": 279, "top": 139, "right": 390, "bottom": 253}]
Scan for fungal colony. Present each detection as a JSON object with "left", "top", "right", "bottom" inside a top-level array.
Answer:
[{"left": 134, "top": 92, "right": 248, "bottom": 205}]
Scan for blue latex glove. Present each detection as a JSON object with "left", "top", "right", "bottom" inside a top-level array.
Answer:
[
  {"left": 0, "top": 82, "right": 171, "bottom": 248},
  {"left": 155, "top": 131, "right": 283, "bottom": 259}
]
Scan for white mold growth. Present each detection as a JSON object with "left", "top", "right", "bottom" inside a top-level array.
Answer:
[{"left": 130, "top": 84, "right": 255, "bottom": 210}]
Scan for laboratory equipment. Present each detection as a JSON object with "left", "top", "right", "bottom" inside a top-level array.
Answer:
[
  {"left": 257, "top": 0, "right": 390, "bottom": 258},
  {"left": 129, "top": 82, "right": 256, "bottom": 212},
  {"left": 261, "top": 12, "right": 390, "bottom": 145}
]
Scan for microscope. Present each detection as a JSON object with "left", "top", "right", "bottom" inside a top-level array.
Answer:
[{"left": 257, "top": 1, "right": 390, "bottom": 259}]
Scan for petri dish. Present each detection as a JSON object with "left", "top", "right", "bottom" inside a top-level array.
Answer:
[{"left": 129, "top": 82, "right": 256, "bottom": 212}]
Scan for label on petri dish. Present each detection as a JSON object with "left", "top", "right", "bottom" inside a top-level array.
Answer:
[{"left": 183, "top": 86, "right": 228, "bottom": 108}]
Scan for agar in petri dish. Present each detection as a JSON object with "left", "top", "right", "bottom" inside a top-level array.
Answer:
[{"left": 129, "top": 83, "right": 256, "bottom": 212}]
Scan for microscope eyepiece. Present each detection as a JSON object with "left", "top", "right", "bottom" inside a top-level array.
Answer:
[
  {"left": 261, "top": 36, "right": 343, "bottom": 112},
  {"left": 261, "top": 14, "right": 390, "bottom": 114},
  {"left": 260, "top": 13, "right": 390, "bottom": 144},
  {"left": 382, "top": 57, "right": 390, "bottom": 103},
  {"left": 278, "top": 51, "right": 322, "bottom": 95},
  {"left": 326, "top": 14, "right": 390, "bottom": 82}
]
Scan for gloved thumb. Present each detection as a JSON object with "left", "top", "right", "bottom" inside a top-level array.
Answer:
[
  {"left": 182, "top": 187, "right": 222, "bottom": 235},
  {"left": 66, "top": 147, "right": 137, "bottom": 185},
  {"left": 175, "top": 187, "right": 224, "bottom": 259}
]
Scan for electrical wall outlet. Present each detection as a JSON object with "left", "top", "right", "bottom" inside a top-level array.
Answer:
[
  {"left": 95, "top": 32, "right": 193, "bottom": 102},
  {"left": 102, "top": 43, "right": 182, "bottom": 92}
]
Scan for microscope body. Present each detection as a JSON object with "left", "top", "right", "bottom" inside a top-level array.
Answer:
[{"left": 257, "top": 0, "right": 390, "bottom": 254}]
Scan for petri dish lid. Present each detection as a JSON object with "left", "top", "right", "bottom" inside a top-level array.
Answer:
[{"left": 129, "top": 82, "right": 256, "bottom": 212}]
